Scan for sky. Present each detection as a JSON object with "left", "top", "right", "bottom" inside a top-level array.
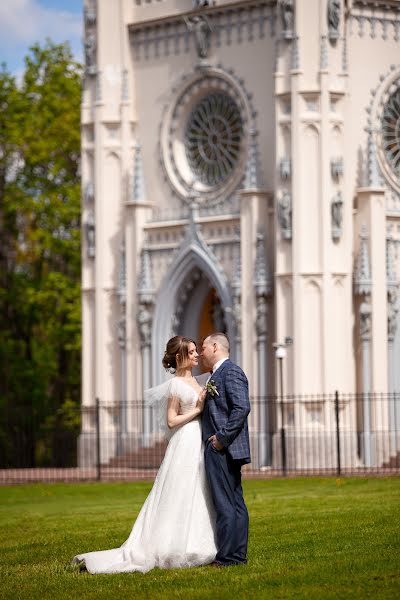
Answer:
[{"left": 0, "top": 0, "right": 83, "bottom": 77}]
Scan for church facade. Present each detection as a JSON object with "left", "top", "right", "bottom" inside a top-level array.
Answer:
[{"left": 80, "top": 0, "right": 400, "bottom": 470}]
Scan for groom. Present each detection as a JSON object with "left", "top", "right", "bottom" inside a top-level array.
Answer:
[{"left": 200, "top": 333, "right": 251, "bottom": 567}]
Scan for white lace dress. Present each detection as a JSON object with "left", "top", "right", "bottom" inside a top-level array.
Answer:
[{"left": 73, "top": 377, "right": 217, "bottom": 573}]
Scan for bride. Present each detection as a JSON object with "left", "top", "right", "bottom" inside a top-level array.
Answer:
[{"left": 73, "top": 336, "right": 217, "bottom": 573}]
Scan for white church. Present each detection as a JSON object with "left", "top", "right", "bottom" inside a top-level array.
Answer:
[{"left": 80, "top": 0, "right": 400, "bottom": 471}]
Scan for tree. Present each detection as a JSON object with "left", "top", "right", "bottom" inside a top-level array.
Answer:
[{"left": 0, "top": 41, "right": 82, "bottom": 467}]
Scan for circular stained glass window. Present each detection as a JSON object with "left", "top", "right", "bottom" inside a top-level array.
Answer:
[
  {"left": 381, "top": 86, "right": 400, "bottom": 179},
  {"left": 184, "top": 92, "right": 243, "bottom": 187}
]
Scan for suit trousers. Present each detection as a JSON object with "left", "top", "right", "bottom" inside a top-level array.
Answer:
[{"left": 204, "top": 441, "right": 249, "bottom": 565}]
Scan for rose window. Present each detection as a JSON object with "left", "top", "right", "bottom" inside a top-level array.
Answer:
[
  {"left": 184, "top": 92, "right": 243, "bottom": 187},
  {"left": 381, "top": 85, "right": 400, "bottom": 179}
]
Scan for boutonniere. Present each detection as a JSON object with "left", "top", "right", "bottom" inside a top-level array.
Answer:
[{"left": 206, "top": 379, "right": 219, "bottom": 397}]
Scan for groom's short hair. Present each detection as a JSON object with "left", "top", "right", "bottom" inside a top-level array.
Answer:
[{"left": 207, "top": 332, "right": 230, "bottom": 354}]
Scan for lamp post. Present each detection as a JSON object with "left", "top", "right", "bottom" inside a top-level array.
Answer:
[{"left": 273, "top": 338, "right": 292, "bottom": 475}]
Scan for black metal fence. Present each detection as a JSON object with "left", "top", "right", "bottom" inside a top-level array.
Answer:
[{"left": 1, "top": 393, "right": 399, "bottom": 484}]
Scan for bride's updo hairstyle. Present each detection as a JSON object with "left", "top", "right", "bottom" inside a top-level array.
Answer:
[{"left": 162, "top": 336, "right": 196, "bottom": 373}]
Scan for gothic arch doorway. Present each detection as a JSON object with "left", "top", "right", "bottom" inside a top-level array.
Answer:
[
  {"left": 151, "top": 242, "right": 235, "bottom": 385},
  {"left": 172, "top": 267, "right": 228, "bottom": 373}
]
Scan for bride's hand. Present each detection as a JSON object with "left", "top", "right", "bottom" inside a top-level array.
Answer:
[{"left": 196, "top": 388, "right": 207, "bottom": 412}]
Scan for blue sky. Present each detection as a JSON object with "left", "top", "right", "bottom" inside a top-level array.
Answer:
[{"left": 0, "top": 0, "right": 83, "bottom": 77}]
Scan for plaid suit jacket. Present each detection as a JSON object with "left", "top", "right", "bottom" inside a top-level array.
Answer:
[{"left": 202, "top": 359, "right": 251, "bottom": 464}]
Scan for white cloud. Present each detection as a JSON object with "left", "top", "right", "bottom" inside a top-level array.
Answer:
[{"left": 0, "top": 0, "right": 83, "bottom": 69}]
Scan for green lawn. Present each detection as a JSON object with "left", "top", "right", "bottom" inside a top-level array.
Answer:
[{"left": 0, "top": 477, "right": 399, "bottom": 599}]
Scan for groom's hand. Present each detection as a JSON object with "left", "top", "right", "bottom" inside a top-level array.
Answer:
[{"left": 208, "top": 434, "right": 224, "bottom": 451}]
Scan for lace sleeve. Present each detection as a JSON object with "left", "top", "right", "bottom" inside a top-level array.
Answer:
[{"left": 144, "top": 379, "right": 175, "bottom": 439}]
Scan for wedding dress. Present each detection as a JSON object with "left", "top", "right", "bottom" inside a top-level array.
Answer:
[{"left": 73, "top": 376, "right": 217, "bottom": 573}]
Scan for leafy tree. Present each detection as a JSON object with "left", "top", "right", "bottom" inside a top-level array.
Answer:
[{"left": 0, "top": 41, "right": 82, "bottom": 467}]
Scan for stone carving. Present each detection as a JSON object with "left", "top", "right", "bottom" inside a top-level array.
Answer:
[
  {"left": 137, "top": 305, "right": 152, "bottom": 348},
  {"left": 278, "top": 192, "right": 292, "bottom": 240},
  {"left": 244, "top": 129, "right": 262, "bottom": 190},
  {"left": 185, "top": 15, "right": 211, "bottom": 59},
  {"left": 256, "top": 296, "right": 268, "bottom": 338},
  {"left": 193, "top": 0, "right": 215, "bottom": 7},
  {"left": 387, "top": 289, "right": 398, "bottom": 341},
  {"left": 331, "top": 191, "right": 343, "bottom": 241},
  {"left": 354, "top": 225, "right": 372, "bottom": 296},
  {"left": 84, "top": 181, "right": 94, "bottom": 204},
  {"left": 84, "top": 6, "right": 96, "bottom": 28},
  {"left": 280, "top": 157, "right": 291, "bottom": 180},
  {"left": 330, "top": 157, "right": 343, "bottom": 180},
  {"left": 359, "top": 300, "right": 372, "bottom": 340},
  {"left": 85, "top": 211, "right": 95, "bottom": 258},
  {"left": 320, "top": 35, "right": 328, "bottom": 69},
  {"left": 280, "top": 0, "right": 294, "bottom": 39},
  {"left": 117, "top": 318, "right": 126, "bottom": 350},
  {"left": 84, "top": 32, "right": 97, "bottom": 75},
  {"left": 327, "top": 0, "right": 341, "bottom": 41}
]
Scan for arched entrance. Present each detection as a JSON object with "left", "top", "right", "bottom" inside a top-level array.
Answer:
[
  {"left": 151, "top": 231, "right": 235, "bottom": 385},
  {"left": 172, "top": 267, "right": 228, "bottom": 373}
]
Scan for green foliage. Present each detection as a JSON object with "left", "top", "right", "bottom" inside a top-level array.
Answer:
[
  {"left": 0, "top": 41, "right": 82, "bottom": 467},
  {"left": 0, "top": 478, "right": 399, "bottom": 599}
]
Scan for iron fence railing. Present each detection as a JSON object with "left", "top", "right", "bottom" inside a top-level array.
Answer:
[{"left": 1, "top": 393, "right": 399, "bottom": 483}]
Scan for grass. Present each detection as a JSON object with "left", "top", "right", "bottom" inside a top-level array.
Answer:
[{"left": 0, "top": 477, "right": 399, "bottom": 599}]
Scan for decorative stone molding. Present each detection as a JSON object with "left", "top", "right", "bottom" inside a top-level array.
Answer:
[
  {"left": 243, "top": 129, "right": 264, "bottom": 190},
  {"left": 354, "top": 225, "right": 372, "bottom": 296},
  {"left": 159, "top": 64, "right": 257, "bottom": 205},
  {"left": 349, "top": 3, "right": 400, "bottom": 42},
  {"left": 327, "top": 0, "right": 341, "bottom": 43},
  {"left": 331, "top": 191, "right": 343, "bottom": 241},
  {"left": 85, "top": 210, "right": 95, "bottom": 258},
  {"left": 132, "top": 142, "right": 147, "bottom": 203},
  {"left": 320, "top": 35, "right": 328, "bottom": 70},
  {"left": 277, "top": 191, "right": 292, "bottom": 240},
  {"left": 130, "top": 2, "right": 275, "bottom": 61},
  {"left": 138, "top": 248, "right": 155, "bottom": 305},
  {"left": 386, "top": 229, "right": 398, "bottom": 341},
  {"left": 193, "top": 1, "right": 216, "bottom": 7},
  {"left": 291, "top": 35, "right": 300, "bottom": 70}
]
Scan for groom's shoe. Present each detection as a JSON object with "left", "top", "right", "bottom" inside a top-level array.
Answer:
[{"left": 209, "top": 561, "right": 224, "bottom": 568}]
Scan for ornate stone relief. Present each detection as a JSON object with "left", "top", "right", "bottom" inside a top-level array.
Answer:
[
  {"left": 354, "top": 225, "right": 372, "bottom": 340},
  {"left": 243, "top": 129, "right": 264, "bottom": 190},
  {"left": 320, "top": 35, "right": 328, "bottom": 69},
  {"left": 386, "top": 228, "right": 399, "bottom": 341},
  {"left": 132, "top": 142, "right": 147, "bottom": 203},
  {"left": 84, "top": 4, "right": 97, "bottom": 76},
  {"left": 130, "top": 2, "right": 275, "bottom": 60},
  {"left": 349, "top": 3, "right": 400, "bottom": 42}
]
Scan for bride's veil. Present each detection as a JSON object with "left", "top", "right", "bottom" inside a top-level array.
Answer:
[{"left": 144, "top": 379, "right": 174, "bottom": 438}]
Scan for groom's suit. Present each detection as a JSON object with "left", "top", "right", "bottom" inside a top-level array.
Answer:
[{"left": 202, "top": 359, "right": 251, "bottom": 566}]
